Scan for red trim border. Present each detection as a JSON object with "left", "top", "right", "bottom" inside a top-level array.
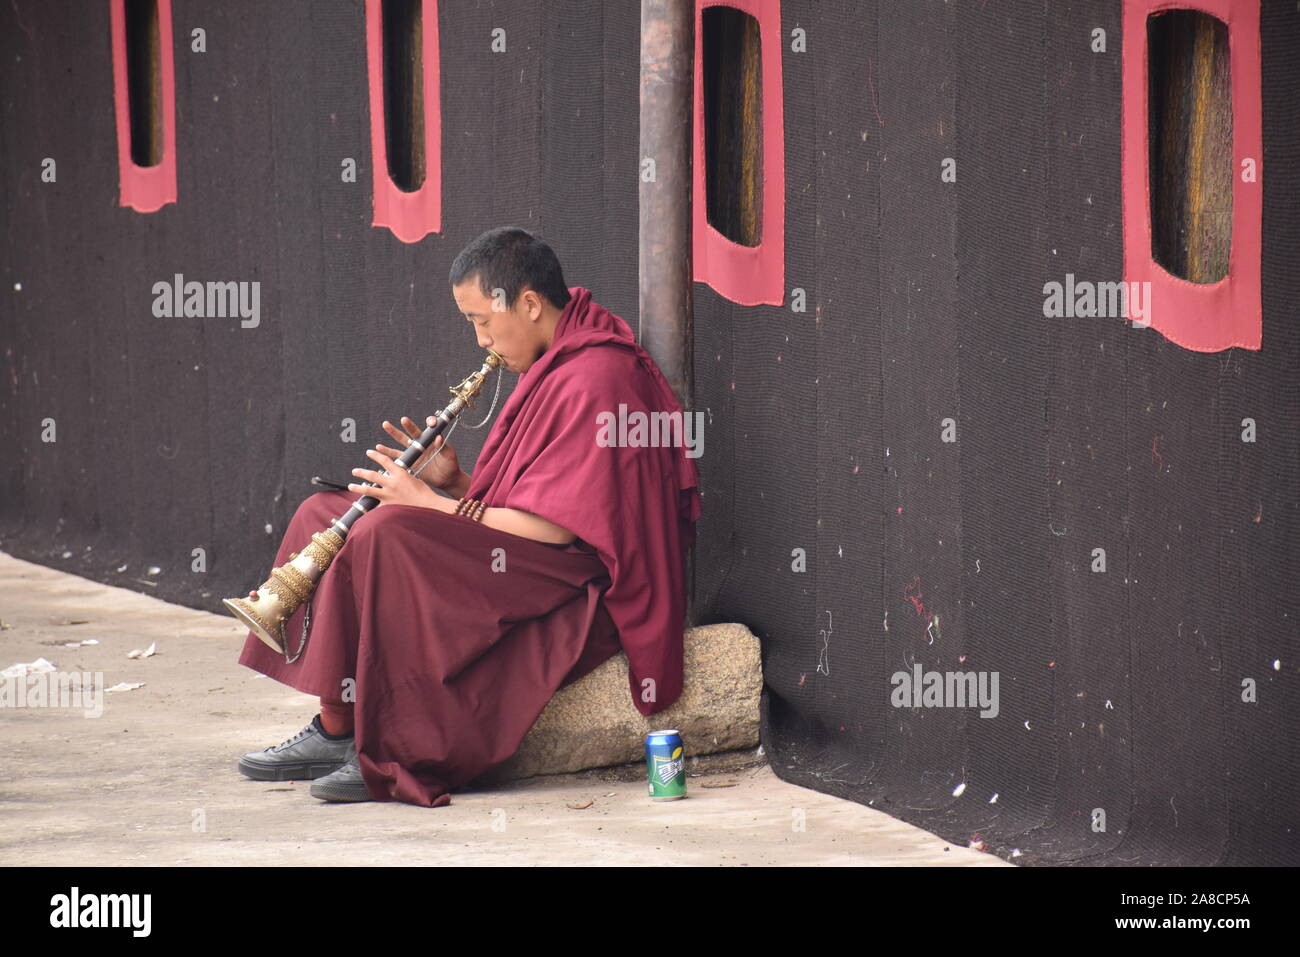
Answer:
[
  {"left": 108, "top": 0, "right": 177, "bottom": 214},
  {"left": 693, "top": 0, "right": 785, "bottom": 306},
  {"left": 365, "top": 0, "right": 442, "bottom": 243},
  {"left": 1121, "top": 0, "right": 1262, "bottom": 352}
]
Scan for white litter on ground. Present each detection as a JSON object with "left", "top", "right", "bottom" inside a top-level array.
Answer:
[
  {"left": 2, "top": 657, "right": 58, "bottom": 678},
  {"left": 105, "top": 682, "right": 146, "bottom": 693}
]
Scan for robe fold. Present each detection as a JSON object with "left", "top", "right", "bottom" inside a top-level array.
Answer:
[
  {"left": 465, "top": 286, "right": 702, "bottom": 713},
  {"left": 238, "top": 488, "right": 622, "bottom": 806},
  {"left": 237, "top": 286, "right": 700, "bottom": 807}
]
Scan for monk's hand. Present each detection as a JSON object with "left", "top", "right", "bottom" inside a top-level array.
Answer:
[
  {"left": 377, "top": 416, "right": 462, "bottom": 491},
  {"left": 350, "top": 447, "right": 447, "bottom": 510}
]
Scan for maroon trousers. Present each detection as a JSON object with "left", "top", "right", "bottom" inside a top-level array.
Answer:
[{"left": 237, "top": 490, "right": 621, "bottom": 807}]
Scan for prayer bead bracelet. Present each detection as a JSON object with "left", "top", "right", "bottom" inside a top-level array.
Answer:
[{"left": 454, "top": 497, "right": 487, "bottom": 522}]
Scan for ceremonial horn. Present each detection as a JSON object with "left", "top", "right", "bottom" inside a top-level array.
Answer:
[{"left": 222, "top": 349, "right": 504, "bottom": 661}]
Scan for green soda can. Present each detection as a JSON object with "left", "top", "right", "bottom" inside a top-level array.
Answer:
[{"left": 645, "top": 729, "right": 687, "bottom": 800}]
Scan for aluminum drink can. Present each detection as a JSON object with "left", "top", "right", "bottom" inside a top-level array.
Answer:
[{"left": 645, "top": 729, "right": 686, "bottom": 800}]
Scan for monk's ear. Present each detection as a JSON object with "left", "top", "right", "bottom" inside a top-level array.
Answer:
[{"left": 524, "top": 288, "right": 543, "bottom": 320}]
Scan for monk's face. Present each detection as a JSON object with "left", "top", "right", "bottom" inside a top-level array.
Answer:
[{"left": 452, "top": 279, "right": 547, "bottom": 374}]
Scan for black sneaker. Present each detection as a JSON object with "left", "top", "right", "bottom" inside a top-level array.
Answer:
[
  {"left": 309, "top": 755, "right": 372, "bottom": 802},
  {"left": 238, "top": 715, "right": 355, "bottom": 781}
]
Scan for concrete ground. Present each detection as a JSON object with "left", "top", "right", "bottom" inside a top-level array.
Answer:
[{"left": 0, "top": 551, "right": 1007, "bottom": 866}]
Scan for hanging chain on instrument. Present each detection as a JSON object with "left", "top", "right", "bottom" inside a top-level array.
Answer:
[
  {"left": 461, "top": 360, "right": 505, "bottom": 429},
  {"left": 409, "top": 363, "right": 504, "bottom": 479},
  {"left": 288, "top": 601, "right": 311, "bottom": 664}
]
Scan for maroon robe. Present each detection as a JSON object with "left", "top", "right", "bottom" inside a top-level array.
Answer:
[
  {"left": 464, "top": 285, "right": 702, "bottom": 713},
  {"left": 238, "top": 286, "right": 701, "bottom": 807}
]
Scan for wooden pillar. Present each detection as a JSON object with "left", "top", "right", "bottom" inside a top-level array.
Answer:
[{"left": 640, "top": 0, "right": 697, "bottom": 623}]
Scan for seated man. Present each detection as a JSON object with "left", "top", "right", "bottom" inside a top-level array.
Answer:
[{"left": 234, "top": 226, "right": 702, "bottom": 805}]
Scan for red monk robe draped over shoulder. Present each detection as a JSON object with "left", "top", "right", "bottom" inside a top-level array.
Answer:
[{"left": 238, "top": 286, "right": 701, "bottom": 807}]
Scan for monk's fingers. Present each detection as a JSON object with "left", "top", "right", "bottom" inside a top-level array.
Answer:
[
  {"left": 364, "top": 448, "right": 399, "bottom": 470},
  {"left": 350, "top": 465, "right": 386, "bottom": 487},
  {"left": 348, "top": 472, "right": 392, "bottom": 501},
  {"left": 400, "top": 415, "right": 423, "bottom": 439},
  {"left": 374, "top": 440, "right": 426, "bottom": 471}
]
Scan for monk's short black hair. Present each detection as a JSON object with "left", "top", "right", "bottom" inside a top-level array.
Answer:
[{"left": 449, "top": 226, "right": 571, "bottom": 311}]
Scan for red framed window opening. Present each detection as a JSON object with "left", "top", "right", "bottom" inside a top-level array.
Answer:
[
  {"left": 109, "top": 0, "right": 177, "bottom": 213},
  {"left": 1122, "top": 0, "right": 1262, "bottom": 351},
  {"left": 366, "top": 0, "right": 442, "bottom": 243},
  {"left": 693, "top": 0, "right": 784, "bottom": 306}
]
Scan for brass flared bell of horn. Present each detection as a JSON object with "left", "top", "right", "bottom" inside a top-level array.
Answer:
[{"left": 222, "top": 527, "right": 345, "bottom": 653}]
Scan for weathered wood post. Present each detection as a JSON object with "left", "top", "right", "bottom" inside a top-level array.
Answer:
[{"left": 640, "top": 0, "right": 697, "bottom": 624}]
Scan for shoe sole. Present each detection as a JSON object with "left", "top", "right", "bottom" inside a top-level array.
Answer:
[
  {"left": 309, "top": 780, "right": 372, "bottom": 802},
  {"left": 238, "top": 757, "right": 348, "bottom": 782}
]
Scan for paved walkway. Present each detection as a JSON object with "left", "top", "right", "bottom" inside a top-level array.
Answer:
[{"left": 0, "top": 552, "right": 1006, "bottom": 866}]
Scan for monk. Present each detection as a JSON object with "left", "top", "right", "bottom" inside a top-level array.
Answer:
[{"left": 235, "top": 226, "right": 702, "bottom": 805}]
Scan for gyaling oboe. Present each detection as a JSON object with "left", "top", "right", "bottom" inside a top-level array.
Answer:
[{"left": 222, "top": 349, "right": 503, "bottom": 661}]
